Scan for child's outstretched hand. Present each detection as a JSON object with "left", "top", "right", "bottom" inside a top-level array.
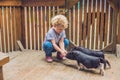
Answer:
[{"left": 61, "top": 50, "right": 67, "bottom": 56}]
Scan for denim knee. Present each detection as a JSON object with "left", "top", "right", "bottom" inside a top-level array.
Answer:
[
  {"left": 64, "top": 39, "right": 69, "bottom": 48},
  {"left": 43, "top": 41, "right": 54, "bottom": 56}
]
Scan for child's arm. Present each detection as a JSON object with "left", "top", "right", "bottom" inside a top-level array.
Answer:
[
  {"left": 51, "top": 39, "right": 66, "bottom": 55},
  {"left": 59, "top": 38, "right": 66, "bottom": 51},
  {"left": 59, "top": 38, "right": 67, "bottom": 55}
]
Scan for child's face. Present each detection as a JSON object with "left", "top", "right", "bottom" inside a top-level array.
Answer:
[{"left": 54, "top": 25, "right": 64, "bottom": 34}]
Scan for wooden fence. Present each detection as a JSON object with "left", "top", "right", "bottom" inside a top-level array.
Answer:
[
  {"left": 117, "top": 2, "right": 120, "bottom": 44},
  {"left": 0, "top": 6, "right": 21, "bottom": 52},
  {"left": 0, "top": 0, "right": 119, "bottom": 52},
  {"left": 22, "top": 6, "right": 61, "bottom": 50},
  {"left": 68, "top": 0, "right": 114, "bottom": 50}
]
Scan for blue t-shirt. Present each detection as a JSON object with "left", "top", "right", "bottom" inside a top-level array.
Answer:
[{"left": 44, "top": 28, "right": 66, "bottom": 43}]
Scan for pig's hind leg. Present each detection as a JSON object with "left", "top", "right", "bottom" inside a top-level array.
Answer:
[{"left": 99, "top": 63, "right": 104, "bottom": 76}]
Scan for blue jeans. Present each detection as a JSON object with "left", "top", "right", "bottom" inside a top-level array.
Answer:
[{"left": 43, "top": 39, "right": 69, "bottom": 56}]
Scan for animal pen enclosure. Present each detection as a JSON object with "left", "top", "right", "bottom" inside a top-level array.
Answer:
[{"left": 0, "top": 0, "right": 120, "bottom": 53}]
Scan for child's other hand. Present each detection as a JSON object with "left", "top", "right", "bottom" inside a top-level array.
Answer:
[
  {"left": 64, "top": 50, "right": 67, "bottom": 54},
  {"left": 61, "top": 50, "right": 67, "bottom": 56}
]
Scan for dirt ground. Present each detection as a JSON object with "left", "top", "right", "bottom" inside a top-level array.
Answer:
[{"left": 2, "top": 50, "right": 120, "bottom": 80}]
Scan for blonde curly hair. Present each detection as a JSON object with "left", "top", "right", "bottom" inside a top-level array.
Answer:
[{"left": 51, "top": 15, "right": 68, "bottom": 29}]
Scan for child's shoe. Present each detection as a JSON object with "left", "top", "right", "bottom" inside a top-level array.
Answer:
[{"left": 46, "top": 56, "right": 53, "bottom": 62}]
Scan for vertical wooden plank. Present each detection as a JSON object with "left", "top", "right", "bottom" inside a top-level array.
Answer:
[
  {"left": 27, "top": 7, "right": 30, "bottom": 49},
  {"left": 81, "top": 0, "right": 84, "bottom": 46},
  {"left": 107, "top": 5, "right": 110, "bottom": 45},
  {"left": 7, "top": 7, "right": 10, "bottom": 51},
  {"left": 87, "top": 0, "right": 92, "bottom": 48},
  {"left": 73, "top": 6, "right": 75, "bottom": 43},
  {"left": 46, "top": 6, "right": 49, "bottom": 32},
  {"left": 71, "top": 8, "right": 73, "bottom": 42},
  {"left": 91, "top": 0, "right": 96, "bottom": 49},
  {"left": 36, "top": 6, "right": 40, "bottom": 50},
  {"left": 29, "top": 7, "right": 32, "bottom": 50},
  {"left": 99, "top": 0, "right": 104, "bottom": 49},
  {"left": 34, "top": 7, "right": 37, "bottom": 50},
  {"left": 89, "top": 25, "right": 92, "bottom": 49},
  {"left": 95, "top": 0, "right": 100, "bottom": 49},
  {"left": 46, "top": 6, "right": 48, "bottom": 33},
  {"left": 1, "top": 8, "right": 4, "bottom": 52},
  {"left": 31, "top": 7, "right": 34, "bottom": 49},
  {"left": 3, "top": 7, "right": 6, "bottom": 52},
  {"left": 8, "top": 7, "right": 12, "bottom": 51},
  {"left": 83, "top": 0, "right": 87, "bottom": 47},
  {"left": 118, "top": 4, "right": 120, "bottom": 44},
  {"left": 5, "top": 7, "right": 8, "bottom": 52},
  {"left": 33, "top": 7, "right": 36, "bottom": 50},
  {"left": 11, "top": 7, "right": 15, "bottom": 50},
  {"left": 109, "top": 6, "right": 113, "bottom": 44},
  {"left": 13, "top": 7, "right": 17, "bottom": 51},
  {"left": 70, "top": 7, "right": 73, "bottom": 41},
  {"left": 104, "top": 0, "right": 109, "bottom": 47},
  {"left": 86, "top": 0, "right": 88, "bottom": 48},
  {"left": 77, "top": 1, "right": 80, "bottom": 46},
  {"left": 68, "top": 9, "right": 72, "bottom": 41},
  {"left": 24, "top": 7, "right": 30, "bottom": 49},
  {"left": 38, "top": 7, "right": 41, "bottom": 50},
  {"left": 32, "top": 7, "right": 34, "bottom": 50},
  {"left": 79, "top": 0, "right": 83, "bottom": 46},
  {"left": 52, "top": 6, "right": 55, "bottom": 17},
  {"left": 48, "top": 6, "right": 51, "bottom": 30},
  {"left": 39, "top": 7, "right": 42, "bottom": 50},
  {"left": 89, "top": 0, "right": 93, "bottom": 49},
  {"left": 10, "top": 7, "right": 13, "bottom": 51},
  {"left": 2, "top": 7, "right": 7, "bottom": 52},
  {"left": 13, "top": 7, "right": 16, "bottom": 51},
  {"left": 57, "top": 6, "right": 59, "bottom": 14},
  {"left": 94, "top": 18, "right": 97, "bottom": 50},
  {"left": 75, "top": 4, "right": 78, "bottom": 45},
  {"left": 6, "top": 7, "right": 10, "bottom": 52},
  {"left": 24, "top": 7, "right": 28, "bottom": 49},
  {"left": 44, "top": 6, "right": 48, "bottom": 43},
  {"left": 35, "top": 7, "right": 38, "bottom": 50},
  {"left": 40, "top": 6, "right": 44, "bottom": 50},
  {"left": 42, "top": 7, "right": 45, "bottom": 48},
  {"left": 28, "top": 7, "right": 30, "bottom": 49},
  {"left": 93, "top": 0, "right": 97, "bottom": 49},
  {"left": 0, "top": 7, "right": 2, "bottom": 51},
  {"left": 32, "top": 7, "right": 34, "bottom": 49}
]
